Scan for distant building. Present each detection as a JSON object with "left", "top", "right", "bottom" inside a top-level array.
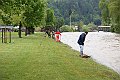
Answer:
[{"left": 98, "top": 26, "right": 111, "bottom": 32}]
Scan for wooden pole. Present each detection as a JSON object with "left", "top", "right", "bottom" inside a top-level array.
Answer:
[
  {"left": 9, "top": 29, "right": 11, "bottom": 43},
  {"left": 4, "top": 26, "right": 7, "bottom": 43},
  {"left": 3, "top": 29, "right": 5, "bottom": 43},
  {"left": 2, "top": 29, "right": 3, "bottom": 43}
]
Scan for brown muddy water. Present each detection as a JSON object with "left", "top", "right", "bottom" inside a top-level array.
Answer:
[{"left": 61, "top": 32, "right": 120, "bottom": 74}]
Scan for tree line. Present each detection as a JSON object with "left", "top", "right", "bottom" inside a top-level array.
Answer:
[
  {"left": 48, "top": 0, "right": 101, "bottom": 25},
  {"left": 0, "top": 0, "right": 119, "bottom": 34},
  {"left": 99, "top": 0, "right": 120, "bottom": 33},
  {"left": 0, "top": 0, "right": 64, "bottom": 38}
]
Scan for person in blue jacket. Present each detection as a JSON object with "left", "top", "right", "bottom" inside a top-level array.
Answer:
[{"left": 77, "top": 32, "right": 88, "bottom": 57}]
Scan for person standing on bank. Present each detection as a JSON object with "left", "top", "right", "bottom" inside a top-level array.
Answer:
[{"left": 77, "top": 32, "right": 88, "bottom": 57}]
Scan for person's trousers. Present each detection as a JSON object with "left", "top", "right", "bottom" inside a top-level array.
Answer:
[{"left": 79, "top": 45, "right": 84, "bottom": 55}]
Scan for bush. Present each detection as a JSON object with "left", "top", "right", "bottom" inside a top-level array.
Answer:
[
  {"left": 35, "top": 27, "right": 41, "bottom": 32},
  {"left": 60, "top": 25, "right": 73, "bottom": 32},
  {"left": 87, "top": 22, "right": 97, "bottom": 31},
  {"left": 82, "top": 25, "right": 89, "bottom": 32}
]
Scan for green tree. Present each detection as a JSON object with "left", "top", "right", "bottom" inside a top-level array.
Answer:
[
  {"left": 99, "top": 0, "right": 110, "bottom": 26},
  {"left": 0, "top": 0, "right": 26, "bottom": 37},
  {"left": 0, "top": 0, "right": 14, "bottom": 25},
  {"left": 108, "top": 0, "right": 120, "bottom": 33},
  {"left": 54, "top": 16, "right": 64, "bottom": 31},
  {"left": 0, "top": 0, "right": 47, "bottom": 36},
  {"left": 0, "top": 10, "right": 4, "bottom": 25},
  {"left": 82, "top": 25, "right": 89, "bottom": 32},
  {"left": 45, "top": 8, "right": 55, "bottom": 30},
  {"left": 78, "top": 21, "right": 84, "bottom": 31},
  {"left": 87, "top": 22, "right": 97, "bottom": 31}
]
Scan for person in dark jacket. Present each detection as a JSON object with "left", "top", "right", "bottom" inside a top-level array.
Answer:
[{"left": 77, "top": 32, "right": 88, "bottom": 57}]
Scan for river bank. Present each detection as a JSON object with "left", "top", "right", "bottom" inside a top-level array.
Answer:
[{"left": 61, "top": 32, "right": 120, "bottom": 74}]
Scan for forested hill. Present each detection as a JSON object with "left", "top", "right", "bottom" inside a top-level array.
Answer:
[{"left": 48, "top": 0, "right": 101, "bottom": 25}]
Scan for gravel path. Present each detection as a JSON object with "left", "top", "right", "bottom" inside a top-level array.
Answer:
[{"left": 61, "top": 32, "right": 120, "bottom": 74}]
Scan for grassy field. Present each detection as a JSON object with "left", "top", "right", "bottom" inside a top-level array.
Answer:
[{"left": 0, "top": 32, "right": 120, "bottom": 80}]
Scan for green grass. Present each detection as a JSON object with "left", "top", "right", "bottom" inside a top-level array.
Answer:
[{"left": 0, "top": 32, "right": 120, "bottom": 80}]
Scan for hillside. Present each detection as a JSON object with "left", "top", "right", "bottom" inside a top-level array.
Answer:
[{"left": 48, "top": 0, "right": 101, "bottom": 25}]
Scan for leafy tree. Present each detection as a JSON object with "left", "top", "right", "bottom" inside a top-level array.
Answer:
[
  {"left": 82, "top": 25, "right": 89, "bottom": 32},
  {"left": 54, "top": 16, "right": 64, "bottom": 31},
  {"left": 0, "top": 10, "right": 4, "bottom": 25},
  {"left": 1, "top": 13, "right": 12, "bottom": 25},
  {"left": 87, "top": 22, "right": 97, "bottom": 31},
  {"left": 23, "top": 0, "right": 47, "bottom": 35},
  {"left": 99, "top": 0, "right": 110, "bottom": 26},
  {"left": 108, "top": 0, "right": 120, "bottom": 33},
  {"left": 45, "top": 8, "right": 55, "bottom": 30},
  {"left": 0, "top": 0, "right": 25, "bottom": 37},
  {"left": 0, "top": 0, "right": 14, "bottom": 25},
  {"left": 78, "top": 21, "right": 84, "bottom": 31},
  {"left": 99, "top": 0, "right": 120, "bottom": 33},
  {"left": 0, "top": 0, "right": 47, "bottom": 36}
]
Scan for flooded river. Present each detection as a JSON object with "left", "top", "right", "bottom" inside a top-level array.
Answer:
[{"left": 61, "top": 32, "right": 120, "bottom": 74}]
